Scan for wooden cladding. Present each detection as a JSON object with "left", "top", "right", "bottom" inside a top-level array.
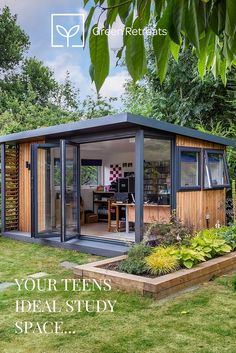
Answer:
[
  {"left": 176, "top": 189, "right": 226, "bottom": 230},
  {"left": 19, "top": 142, "right": 32, "bottom": 232},
  {"left": 176, "top": 135, "right": 225, "bottom": 150},
  {"left": 5, "top": 144, "right": 19, "bottom": 231},
  {"left": 19, "top": 140, "right": 45, "bottom": 232},
  {"left": 176, "top": 135, "right": 226, "bottom": 230}
]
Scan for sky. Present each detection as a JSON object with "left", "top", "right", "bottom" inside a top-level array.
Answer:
[{"left": 1, "top": 0, "right": 130, "bottom": 106}]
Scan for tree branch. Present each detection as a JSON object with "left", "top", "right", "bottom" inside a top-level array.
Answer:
[{"left": 98, "top": 0, "right": 132, "bottom": 11}]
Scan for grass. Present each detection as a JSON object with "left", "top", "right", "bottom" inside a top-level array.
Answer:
[{"left": 0, "top": 237, "right": 236, "bottom": 353}]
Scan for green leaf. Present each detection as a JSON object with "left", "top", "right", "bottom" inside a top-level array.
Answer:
[
  {"left": 89, "top": 25, "right": 110, "bottom": 92},
  {"left": 123, "top": 10, "right": 134, "bottom": 45},
  {"left": 137, "top": 0, "right": 151, "bottom": 27},
  {"left": 183, "top": 260, "right": 193, "bottom": 269},
  {"left": 169, "top": 0, "right": 184, "bottom": 45},
  {"left": 170, "top": 40, "right": 181, "bottom": 62},
  {"left": 118, "top": 0, "right": 131, "bottom": 24},
  {"left": 84, "top": 6, "right": 95, "bottom": 45},
  {"left": 185, "top": 0, "right": 200, "bottom": 52},
  {"left": 198, "top": 31, "right": 213, "bottom": 78},
  {"left": 153, "top": 2, "right": 172, "bottom": 83},
  {"left": 209, "top": 2, "right": 226, "bottom": 35},
  {"left": 125, "top": 17, "right": 147, "bottom": 82},
  {"left": 225, "top": 0, "right": 236, "bottom": 37},
  {"left": 116, "top": 46, "right": 124, "bottom": 66},
  {"left": 89, "top": 63, "right": 94, "bottom": 82},
  {"left": 221, "top": 244, "right": 232, "bottom": 252},
  {"left": 105, "top": 0, "right": 119, "bottom": 28}
]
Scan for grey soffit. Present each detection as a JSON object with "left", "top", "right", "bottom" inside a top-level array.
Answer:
[{"left": 0, "top": 112, "right": 235, "bottom": 147}]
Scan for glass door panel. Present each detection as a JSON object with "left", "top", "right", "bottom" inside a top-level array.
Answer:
[
  {"left": 32, "top": 141, "right": 80, "bottom": 241},
  {"left": 61, "top": 140, "right": 80, "bottom": 241},
  {"left": 65, "top": 143, "right": 79, "bottom": 239},
  {"left": 33, "top": 144, "right": 61, "bottom": 238}
]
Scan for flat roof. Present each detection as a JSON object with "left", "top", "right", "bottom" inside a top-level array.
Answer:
[{"left": 0, "top": 112, "right": 235, "bottom": 147}]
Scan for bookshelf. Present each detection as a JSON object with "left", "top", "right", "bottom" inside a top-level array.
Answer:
[
  {"left": 93, "top": 191, "right": 115, "bottom": 222},
  {"left": 144, "top": 160, "right": 171, "bottom": 205}
]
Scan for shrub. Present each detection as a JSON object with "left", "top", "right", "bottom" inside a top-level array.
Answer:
[
  {"left": 127, "top": 243, "right": 152, "bottom": 258},
  {"left": 144, "top": 213, "right": 193, "bottom": 247},
  {"left": 191, "top": 229, "right": 232, "bottom": 258},
  {"left": 171, "top": 246, "right": 206, "bottom": 269},
  {"left": 217, "top": 224, "right": 236, "bottom": 250},
  {"left": 118, "top": 243, "right": 151, "bottom": 275},
  {"left": 118, "top": 257, "right": 149, "bottom": 275},
  {"left": 145, "top": 246, "right": 179, "bottom": 275}
]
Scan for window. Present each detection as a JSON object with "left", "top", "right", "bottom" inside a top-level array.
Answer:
[
  {"left": 204, "top": 150, "right": 229, "bottom": 188},
  {"left": 81, "top": 166, "right": 99, "bottom": 186},
  {"left": 81, "top": 159, "right": 102, "bottom": 187},
  {"left": 179, "top": 148, "right": 201, "bottom": 190}
]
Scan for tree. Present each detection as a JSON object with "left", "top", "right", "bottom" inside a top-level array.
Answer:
[
  {"left": 0, "top": 6, "right": 117, "bottom": 135},
  {"left": 0, "top": 6, "right": 29, "bottom": 70},
  {"left": 84, "top": 0, "right": 236, "bottom": 91},
  {"left": 81, "top": 94, "right": 117, "bottom": 119},
  {"left": 123, "top": 47, "right": 236, "bottom": 130}
]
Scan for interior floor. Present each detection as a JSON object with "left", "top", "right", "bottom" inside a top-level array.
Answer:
[{"left": 81, "top": 223, "right": 135, "bottom": 242}]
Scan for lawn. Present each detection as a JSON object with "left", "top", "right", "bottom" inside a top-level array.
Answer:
[{"left": 0, "top": 237, "right": 236, "bottom": 353}]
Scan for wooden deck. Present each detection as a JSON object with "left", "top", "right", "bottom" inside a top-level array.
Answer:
[{"left": 2, "top": 231, "right": 130, "bottom": 257}]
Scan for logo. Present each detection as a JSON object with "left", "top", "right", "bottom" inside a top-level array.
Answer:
[{"left": 51, "top": 14, "right": 85, "bottom": 48}]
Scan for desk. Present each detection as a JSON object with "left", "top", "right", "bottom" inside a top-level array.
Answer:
[{"left": 108, "top": 202, "right": 171, "bottom": 233}]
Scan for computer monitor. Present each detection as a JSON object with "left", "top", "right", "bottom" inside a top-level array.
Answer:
[{"left": 118, "top": 178, "right": 129, "bottom": 192}]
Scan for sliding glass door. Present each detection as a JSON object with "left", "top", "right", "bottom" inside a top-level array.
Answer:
[{"left": 31, "top": 141, "right": 80, "bottom": 241}]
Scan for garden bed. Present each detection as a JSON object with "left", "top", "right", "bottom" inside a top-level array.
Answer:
[{"left": 74, "top": 252, "right": 236, "bottom": 299}]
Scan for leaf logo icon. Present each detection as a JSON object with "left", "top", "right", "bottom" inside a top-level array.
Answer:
[{"left": 56, "top": 24, "right": 80, "bottom": 47}]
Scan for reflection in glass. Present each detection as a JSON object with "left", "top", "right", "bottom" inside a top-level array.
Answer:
[
  {"left": 144, "top": 139, "right": 171, "bottom": 205},
  {"left": 65, "top": 145, "right": 78, "bottom": 236},
  {"left": 207, "top": 152, "right": 226, "bottom": 186},
  {"left": 180, "top": 151, "right": 200, "bottom": 187},
  {"left": 37, "top": 147, "right": 61, "bottom": 235}
]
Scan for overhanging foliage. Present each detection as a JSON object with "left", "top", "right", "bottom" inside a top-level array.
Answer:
[{"left": 85, "top": 0, "right": 236, "bottom": 91}]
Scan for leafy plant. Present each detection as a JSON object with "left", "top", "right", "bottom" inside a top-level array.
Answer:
[
  {"left": 217, "top": 224, "right": 236, "bottom": 250},
  {"left": 127, "top": 243, "right": 152, "bottom": 258},
  {"left": 171, "top": 246, "right": 206, "bottom": 269},
  {"left": 118, "top": 243, "right": 151, "bottom": 275},
  {"left": 232, "top": 180, "right": 236, "bottom": 223},
  {"left": 144, "top": 212, "right": 193, "bottom": 247},
  {"left": 191, "top": 229, "right": 232, "bottom": 259},
  {"left": 145, "top": 246, "right": 179, "bottom": 275},
  {"left": 85, "top": 1, "right": 236, "bottom": 90},
  {"left": 118, "top": 257, "right": 149, "bottom": 275}
]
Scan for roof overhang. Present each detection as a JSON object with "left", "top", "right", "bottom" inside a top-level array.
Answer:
[{"left": 0, "top": 112, "right": 235, "bottom": 147}]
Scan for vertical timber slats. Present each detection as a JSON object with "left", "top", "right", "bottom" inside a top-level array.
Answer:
[
  {"left": 5, "top": 144, "right": 19, "bottom": 231},
  {"left": 176, "top": 135, "right": 226, "bottom": 230}
]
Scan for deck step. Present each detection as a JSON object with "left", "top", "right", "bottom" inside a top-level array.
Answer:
[{"left": 3, "top": 232, "right": 130, "bottom": 257}]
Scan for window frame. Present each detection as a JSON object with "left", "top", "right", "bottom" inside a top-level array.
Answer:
[
  {"left": 204, "top": 149, "right": 230, "bottom": 190},
  {"left": 177, "top": 146, "right": 202, "bottom": 192},
  {"left": 80, "top": 165, "right": 101, "bottom": 188}
]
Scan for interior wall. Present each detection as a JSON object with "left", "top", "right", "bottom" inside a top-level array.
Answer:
[
  {"left": 103, "top": 151, "right": 135, "bottom": 185},
  {"left": 80, "top": 140, "right": 135, "bottom": 211}
]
